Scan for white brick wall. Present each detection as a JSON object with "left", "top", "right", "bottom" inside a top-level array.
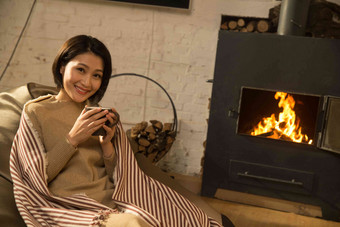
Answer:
[{"left": 0, "top": 0, "right": 282, "bottom": 175}]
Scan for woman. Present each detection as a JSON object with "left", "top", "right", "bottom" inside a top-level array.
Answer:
[{"left": 10, "top": 35, "right": 226, "bottom": 226}]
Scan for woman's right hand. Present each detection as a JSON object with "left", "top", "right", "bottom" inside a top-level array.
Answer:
[{"left": 67, "top": 106, "right": 109, "bottom": 148}]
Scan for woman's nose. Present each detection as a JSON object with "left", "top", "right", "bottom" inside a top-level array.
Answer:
[{"left": 81, "top": 74, "right": 91, "bottom": 87}]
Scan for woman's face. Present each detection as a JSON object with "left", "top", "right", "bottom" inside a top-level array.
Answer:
[{"left": 58, "top": 52, "right": 104, "bottom": 103}]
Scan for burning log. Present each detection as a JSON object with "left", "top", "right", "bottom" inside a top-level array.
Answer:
[
  {"left": 256, "top": 131, "right": 274, "bottom": 137},
  {"left": 129, "top": 120, "right": 176, "bottom": 163},
  {"left": 254, "top": 129, "right": 293, "bottom": 142}
]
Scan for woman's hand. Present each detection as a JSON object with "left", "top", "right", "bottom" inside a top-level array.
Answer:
[
  {"left": 67, "top": 106, "right": 109, "bottom": 148},
  {"left": 99, "top": 108, "right": 119, "bottom": 145}
]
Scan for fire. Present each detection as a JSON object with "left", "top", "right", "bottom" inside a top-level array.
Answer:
[{"left": 250, "top": 92, "right": 312, "bottom": 144}]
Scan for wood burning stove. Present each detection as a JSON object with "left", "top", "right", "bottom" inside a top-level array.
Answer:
[{"left": 202, "top": 31, "right": 340, "bottom": 221}]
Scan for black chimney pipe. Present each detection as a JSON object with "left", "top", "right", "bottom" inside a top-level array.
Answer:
[{"left": 277, "top": 0, "right": 310, "bottom": 36}]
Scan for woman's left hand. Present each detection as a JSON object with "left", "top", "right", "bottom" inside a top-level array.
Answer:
[{"left": 99, "top": 108, "right": 119, "bottom": 145}]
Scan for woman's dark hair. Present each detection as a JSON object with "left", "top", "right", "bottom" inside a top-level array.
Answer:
[{"left": 52, "top": 35, "right": 112, "bottom": 104}]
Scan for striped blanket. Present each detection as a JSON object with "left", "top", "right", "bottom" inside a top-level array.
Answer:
[{"left": 10, "top": 107, "right": 222, "bottom": 226}]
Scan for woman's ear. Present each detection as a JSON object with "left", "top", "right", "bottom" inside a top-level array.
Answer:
[{"left": 60, "top": 66, "right": 65, "bottom": 76}]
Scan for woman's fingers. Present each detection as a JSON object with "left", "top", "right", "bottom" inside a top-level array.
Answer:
[
  {"left": 106, "top": 113, "right": 115, "bottom": 124},
  {"left": 88, "top": 117, "right": 107, "bottom": 128},
  {"left": 90, "top": 110, "right": 109, "bottom": 122},
  {"left": 100, "top": 124, "right": 116, "bottom": 142},
  {"left": 83, "top": 106, "right": 102, "bottom": 118},
  {"left": 91, "top": 122, "right": 105, "bottom": 134}
]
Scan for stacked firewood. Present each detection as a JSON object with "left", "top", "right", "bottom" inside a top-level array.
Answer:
[
  {"left": 221, "top": 18, "right": 273, "bottom": 33},
  {"left": 129, "top": 120, "right": 176, "bottom": 163}
]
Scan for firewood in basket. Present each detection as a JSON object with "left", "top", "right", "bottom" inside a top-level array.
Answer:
[
  {"left": 158, "top": 131, "right": 166, "bottom": 138},
  {"left": 130, "top": 130, "right": 138, "bottom": 140},
  {"left": 257, "top": 20, "right": 271, "bottom": 33},
  {"left": 147, "top": 145, "right": 156, "bottom": 154},
  {"left": 138, "top": 138, "right": 151, "bottom": 147},
  {"left": 140, "top": 131, "right": 148, "bottom": 137},
  {"left": 150, "top": 120, "right": 163, "bottom": 131},
  {"left": 148, "top": 133, "right": 156, "bottom": 141},
  {"left": 145, "top": 125, "right": 156, "bottom": 134},
  {"left": 154, "top": 138, "right": 166, "bottom": 151},
  {"left": 132, "top": 121, "right": 148, "bottom": 133},
  {"left": 163, "top": 123, "right": 173, "bottom": 132},
  {"left": 167, "top": 130, "right": 176, "bottom": 138}
]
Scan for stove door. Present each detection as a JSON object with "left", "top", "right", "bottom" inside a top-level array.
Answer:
[{"left": 319, "top": 96, "right": 340, "bottom": 154}]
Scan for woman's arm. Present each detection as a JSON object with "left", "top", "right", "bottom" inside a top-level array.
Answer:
[
  {"left": 99, "top": 109, "right": 119, "bottom": 179},
  {"left": 101, "top": 141, "right": 117, "bottom": 181}
]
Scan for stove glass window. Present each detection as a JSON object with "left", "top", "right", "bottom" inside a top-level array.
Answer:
[{"left": 237, "top": 87, "right": 320, "bottom": 145}]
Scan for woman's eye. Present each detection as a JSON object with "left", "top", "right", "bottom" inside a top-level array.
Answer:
[
  {"left": 93, "top": 74, "right": 103, "bottom": 79},
  {"left": 77, "top": 68, "right": 85, "bottom": 73}
]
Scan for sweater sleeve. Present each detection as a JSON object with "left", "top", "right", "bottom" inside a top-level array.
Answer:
[
  {"left": 25, "top": 103, "right": 77, "bottom": 183},
  {"left": 103, "top": 151, "right": 117, "bottom": 183},
  {"left": 45, "top": 138, "right": 77, "bottom": 183}
]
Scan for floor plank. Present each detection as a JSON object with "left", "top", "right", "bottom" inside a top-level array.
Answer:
[
  {"left": 169, "top": 172, "right": 340, "bottom": 227},
  {"left": 203, "top": 196, "right": 340, "bottom": 227}
]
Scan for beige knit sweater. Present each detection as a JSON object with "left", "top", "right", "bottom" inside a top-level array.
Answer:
[{"left": 25, "top": 95, "right": 117, "bottom": 208}]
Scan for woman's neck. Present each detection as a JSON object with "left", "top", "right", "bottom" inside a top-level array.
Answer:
[{"left": 55, "top": 89, "right": 73, "bottom": 102}]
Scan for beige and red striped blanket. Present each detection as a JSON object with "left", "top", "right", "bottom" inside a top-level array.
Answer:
[{"left": 10, "top": 107, "right": 222, "bottom": 226}]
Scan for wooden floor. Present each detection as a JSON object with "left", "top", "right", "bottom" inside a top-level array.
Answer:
[
  {"left": 203, "top": 197, "right": 340, "bottom": 227},
  {"left": 170, "top": 173, "right": 340, "bottom": 227}
]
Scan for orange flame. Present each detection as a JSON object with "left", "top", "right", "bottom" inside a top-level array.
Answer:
[{"left": 250, "top": 92, "right": 312, "bottom": 144}]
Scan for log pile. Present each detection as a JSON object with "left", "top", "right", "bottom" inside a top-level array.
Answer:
[
  {"left": 221, "top": 18, "right": 273, "bottom": 33},
  {"left": 129, "top": 120, "right": 176, "bottom": 163}
]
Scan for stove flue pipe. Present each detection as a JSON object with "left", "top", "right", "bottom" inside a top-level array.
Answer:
[{"left": 277, "top": 0, "right": 310, "bottom": 36}]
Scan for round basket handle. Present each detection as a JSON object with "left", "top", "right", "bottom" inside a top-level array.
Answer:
[{"left": 110, "top": 73, "right": 178, "bottom": 135}]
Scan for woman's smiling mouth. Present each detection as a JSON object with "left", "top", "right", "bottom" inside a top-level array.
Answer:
[{"left": 75, "top": 85, "right": 90, "bottom": 95}]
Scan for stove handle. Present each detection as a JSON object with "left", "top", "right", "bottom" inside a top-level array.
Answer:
[{"left": 237, "top": 172, "right": 303, "bottom": 186}]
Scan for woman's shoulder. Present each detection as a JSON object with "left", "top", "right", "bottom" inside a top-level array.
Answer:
[{"left": 25, "top": 95, "right": 55, "bottom": 114}]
